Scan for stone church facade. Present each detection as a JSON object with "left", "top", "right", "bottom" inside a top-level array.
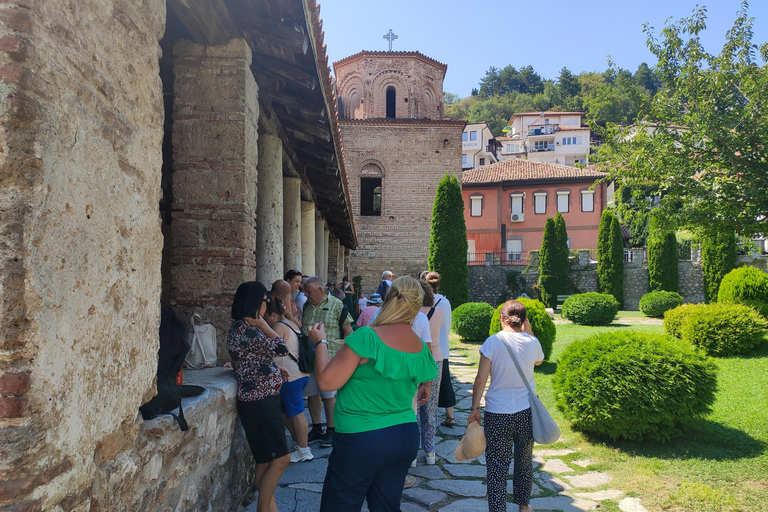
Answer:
[
  {"left": 334, "top": 52, "right": 465, "bottom": 292},
  {"left": 0, "top": 0, "right": 355, "bottom": 510}
]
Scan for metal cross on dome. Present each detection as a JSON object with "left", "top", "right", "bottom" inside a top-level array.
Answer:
[{"left": 383, "top": 29, "right": 398, "bottom": 51}]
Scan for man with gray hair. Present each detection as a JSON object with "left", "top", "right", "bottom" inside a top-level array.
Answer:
[
  {"left": 301, "top": 276, "right": 353, "bottom": 448},
  {"left": 376, "top": 270, "right": 395, "bottom": 300}
]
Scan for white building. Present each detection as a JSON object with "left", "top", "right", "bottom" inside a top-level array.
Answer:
[
  {"left": 507, "top": 111, "right": 590, "bottom": 166},
  {"left": 462, "top": 121, "right": 501, "bottom": 170},
  {"left": 497, "top": 134, "right": 526, "bottom": 160}
]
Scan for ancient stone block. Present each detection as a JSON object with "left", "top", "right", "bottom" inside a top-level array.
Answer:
[{"left": 0, "top": 371, "right": 30, "bottom": 396}]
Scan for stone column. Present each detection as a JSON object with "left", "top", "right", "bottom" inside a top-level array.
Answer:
[
  {"left": 315, "top": 216, "right": 326, "bottom": 282},
  {"left": 255, "top": 134, "right": 283, "bottom": 284},
  {"left": 328, "top": 234, "right": 341, "bottom": 282},
  {"left": 301, "top": 202, "right": 316, "bottom": 275},
  {"left": 578, "top": 250, "right": 590, "bottom": 266},
  {"left": 283, "top": 177, "right": 302, "bottom": 273},
  {"left": 171, "top": 39, "right": 258, "bottom": 348},
  {"left": 323, "top": 225, "right": 331, "bottom": 282}
]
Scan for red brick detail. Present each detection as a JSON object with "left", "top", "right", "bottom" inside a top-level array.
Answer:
[
  {"left": 0, "top": 396, "right": 27, "bottom": 418},
  {"left": 0, "top": 371, "right": 30, "bottom": 396},
  {"left": 0, "top": 8, "right": 33, "bottom": 33},
  {"left": 0, "top": 475, "right": 35, "bottom": 500},
  {"left": 0, "top": 34, "right": 34, "bottom": 61}
]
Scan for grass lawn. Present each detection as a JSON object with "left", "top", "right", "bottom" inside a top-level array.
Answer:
[{"left": 452, "top": 311, "right": 768, "bottom": 512}]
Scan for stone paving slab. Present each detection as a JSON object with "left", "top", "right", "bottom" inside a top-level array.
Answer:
[
  {"left": 575, "top": 489, "right": 625, "bottom": 501},
  {"left": 443, "top": 463, "right": 487, "bottom": 478},
  {"left": 272, "top": 487, "right": 322, "bottom": 512},
  {"left": 619, "top": 497, "right": 648, "bottom": 511},
  {"left": 566, "top": 471, "right": 612, "bottom": 488},
  {"left": 402, "top": 487, "right": 447, "bottom": 508},
  {"left": 529, "top": 496, "right": 599, "bottom": 512},
  {"left": 534, "top": 448, "right": 578, "bottom": 457},
  {"left": 409, "top": 465, "right": 447, "bottom": 480},
  {"left": 537, "top": 471, "right": 572, "bottom": 492},
  {"left": 287, "top": 483, "right": 323, "bottom": 493},
  {"left": 572, "top": 459, "right": 593, "bottom": 468},
  {"left": 438, "top": 423, "right": 466, "bottom": 437},
  {"left": 279, "top": 458, "right": 328, "bottom": 484},
  {"left": 426, "top": 479, "right": 487, "bottom": 498},
  {"left": 542, "top": 458, "right": 575, "bottom": 473}
]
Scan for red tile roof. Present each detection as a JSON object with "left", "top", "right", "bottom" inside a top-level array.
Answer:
[
  {"left": 333, "top": 50, "right": 447, "bottom": 72},
  {"left": 462, "top": 159, "right": 606, "bottom": 185}
]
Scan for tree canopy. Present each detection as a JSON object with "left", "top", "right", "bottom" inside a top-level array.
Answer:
[{"left": 596, "top": 2, "right": 768, "bottom": 235}]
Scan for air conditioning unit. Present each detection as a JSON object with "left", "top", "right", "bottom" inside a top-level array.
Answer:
[{"left": 511, "top": 213, "right": 525, "bottom": 223}]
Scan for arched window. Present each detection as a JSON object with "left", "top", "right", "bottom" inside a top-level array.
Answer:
[
  {"left": 386, "top": 87, "right": 396, "bottom": 118},
  {"left": 361, "top": 178, "right": 382, "bottom": 216}
]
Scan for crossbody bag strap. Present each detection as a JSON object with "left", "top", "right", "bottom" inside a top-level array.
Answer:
[
  {"left": 279, "top": 321, "right": 301, "bottom": 363},
  {"left": 190, "top": 313, "right": 209, "bottom": 361},
  {"left": 498, "top": 332, "right": 535, "bottom": 395}
]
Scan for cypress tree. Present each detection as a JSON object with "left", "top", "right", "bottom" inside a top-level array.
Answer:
[
  {"left": 701, "top": 226, "right": 737, "bottom": 302},
  {"left": 597, "top": 210, "right": 624, "bottom": 308},
  {"left": 610, "top": 215, "right": 625, "bottom": 308},
  {"left": 647, "top": 213, "right": 679, "bottom": 292},
  {"left": 538, "top": 217, "right": 559, "bottom": 308},
  {"left": 428, "top": 174, "right": 469, "bottom": 306},
  {"left": 554, "top": 212, "right": 570, "bottom": 280}
]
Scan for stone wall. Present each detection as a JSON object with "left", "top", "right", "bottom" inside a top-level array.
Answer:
[
  {"left": 468, "top": 253, "right": 764, "bottom": 308},
  {"left": 342, "top": 121, "right": 464, "bottom": 293},
  {"left": 0, "top": 0, "right": 167, "bottom": 509}
]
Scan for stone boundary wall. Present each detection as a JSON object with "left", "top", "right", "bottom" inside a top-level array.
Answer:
[{"left": 469, "top": 253, "right": 766, "bottom": 309}]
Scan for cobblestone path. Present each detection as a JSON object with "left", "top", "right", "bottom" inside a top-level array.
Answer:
[{"left": 244, "top": 349, "right": 648, "bottom": 512}]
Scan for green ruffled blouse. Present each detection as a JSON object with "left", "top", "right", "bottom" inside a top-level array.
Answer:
[{"left": 335, "top": 326, "right": 439, "bottom": 434}]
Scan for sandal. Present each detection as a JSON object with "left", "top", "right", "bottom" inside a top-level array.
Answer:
[{"left": 441, "top": 416, "right": 456, "bottom": 427}]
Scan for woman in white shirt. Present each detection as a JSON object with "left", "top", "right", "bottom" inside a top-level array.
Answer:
[{"left": 468, "top": 300, "right": 544, "bottom": 512}]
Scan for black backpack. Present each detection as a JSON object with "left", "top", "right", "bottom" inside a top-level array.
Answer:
[
  {"left": 140, "top": 307, "right": 205, "bottom": 430},
  {"left": 280, "top": 321, "right": 316, "bottom": 374}
]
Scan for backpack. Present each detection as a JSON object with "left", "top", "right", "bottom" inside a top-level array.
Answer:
[
  {"left": 279, "top": 321, "right": 316, "bottom": 374},
  {"left": 140, "top": 307, "right": 205, "bottom": 430}
]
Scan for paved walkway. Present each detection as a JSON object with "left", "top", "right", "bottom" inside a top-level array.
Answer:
[{"left": 244, "top": 351, "right": 648, "bottom": 512}]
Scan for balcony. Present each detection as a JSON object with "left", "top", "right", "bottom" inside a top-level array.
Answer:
[
  {"left": 528, "top": 124, "right": 558, "bottom": 136},
  {"left": 529, "top": 145, "right": 555, "bottom": 152}
]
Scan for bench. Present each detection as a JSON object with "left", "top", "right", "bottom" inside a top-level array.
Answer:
[{"left": 556, "top": 295, "right": 572, "bottom": 311}]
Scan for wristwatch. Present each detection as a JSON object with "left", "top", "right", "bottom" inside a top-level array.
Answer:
[{"left": 317, "top": 339, "right": 328, "bottom": 346}]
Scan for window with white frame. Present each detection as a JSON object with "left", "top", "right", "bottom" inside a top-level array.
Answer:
[
  {"left": 510, "top": 194, "right": 524, "bottom": 215},
  {"left": 462, "top": 132, "right": 468, "bottom": 141},
  {"left": 534, "top": 193, "right": 547, "bottom": 214},
  {"left": 462, "top": 154, "right": 467, "bottom": 165},
  {"left": 581, "top": 190, "right": 595, "bottom": 212},
  {"left": 470, "top": 195, "right": 483, "bottom": 217},
  {"left": 470, "top": 131, "right": 477, "bottom": 141},
  {"left": 507, "top": 239, "right": 523, "bottom": 261},
  {"left": 557, "top": 191, "right": 569, "bottom": 213},
  {"left": 467, "top": 239, "right": 476, "bottom": 262},
  {"left": 561, "top": 136, "right": 584, "bottom": 145}
]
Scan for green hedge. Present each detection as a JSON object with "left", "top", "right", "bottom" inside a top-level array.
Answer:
[
  {"left": 701, "top": 227, "right": 736, "bottom": 302},
  {"left": 554, "top": 331, "right": 718, "bottom": 442},
  {"left": 680, "top": 303, "right": 767, "bottom": 356},
  {"left": 488, "top": 298, "right": 555, "bottom": 360},
  {"left": 717, "top": 266, "right": 768, "bottom": 318},
  {"left": 561, "top": 292, "right": 619, "bottom": 326},
  {"left": 451, "top": 302, "right": 494, "bottom": 340},
  {"left": 639, "top": 291, "right": 684, "bottom": 318},
  {"left": 663, "top": 303, "right": 701, "bottom": 339}
]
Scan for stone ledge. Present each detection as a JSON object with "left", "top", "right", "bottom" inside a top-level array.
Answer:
[{"left": 141, "top": 367, "right": 238, "bottom": 431}]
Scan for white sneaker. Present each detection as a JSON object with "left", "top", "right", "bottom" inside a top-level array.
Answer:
[
  {"left": 411, "top": 458, "right": 417, "bottom": 467},
  {"left": 425, "top": 453, "right": 436, "bottom": 465},
  {"left": 290, "top": 447, "right": 314, "bottom": 463}
]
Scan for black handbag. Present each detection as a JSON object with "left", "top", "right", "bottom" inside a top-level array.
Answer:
[{"left": 280, "top": 321, "right": 316, "bottom": 374}]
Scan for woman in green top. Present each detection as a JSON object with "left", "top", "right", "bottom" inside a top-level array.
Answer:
[{"left": 308, "top": 276, "right": 439, "bottom": 512}]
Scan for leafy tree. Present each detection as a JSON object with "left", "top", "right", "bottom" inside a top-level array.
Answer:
[
  {"left": 647, "top": 213, "right": 679, "bottom": 292},
  {"left": 558, "top": 67, "right": 580, "bottom": 97},
  {"left": 633, "top": 62, "right": 660, "bottom": 96},
  {"left": 538, "top": 217, "right": 560, "bottom": 308},
  {"left": 597, "top": 210, "right": 624, "bottom": 308},
  {"left": 597, "top": 3, "right": 768, "bottom": 235},
  {"left": 700, "top": 226, "right": 737, "bottom": 303},
  {"left": 428, "top": 174, "right": 469, "bottom": 306},
  {"left": 613, "top": 184, "right": 658, "bottom": 247}
]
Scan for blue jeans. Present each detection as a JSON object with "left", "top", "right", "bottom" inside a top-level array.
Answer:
[{"left": 320, "top": 422, "right": 419, "bottom": 512}]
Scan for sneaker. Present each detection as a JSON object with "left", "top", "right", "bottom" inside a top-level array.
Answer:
[
  {"left": 403, "top": 475, "right": 416, "bottom": 489},
  {"left": 425, "top": 453, "right": 436, "bottom": 465},
  {"left": 290, "top": 447, "right": 314, "bottom": 463},
  {"left": 308, "top": 427, "right": 323, "bottom": 444},
  {"left": 411, "top": 458, "right": 417, "bottom": 468},
  {"left": 319, "top": 427, "right": 335, "bottom": 448}
]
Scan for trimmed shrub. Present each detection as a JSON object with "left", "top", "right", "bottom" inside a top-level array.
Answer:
[
  {"left": 561, "top": 292, "right": 619, "bottom": 326},
  {"left": 452, "top": 302, "right": 494, "bottom": 340},
  {"left": 554, "top": 331, "right": 718, "bottom": 442},
  {"left": 597, "top": 210, "right": 624, "bottom": 308},
  {"left": 538, "top": 217, "right": 561, "bottom": 309},
  {"left": 428, "top": 174, "right": 469, "bottom": 307},
  {"left": 701, "top": 226, "right": 736, "bottom": 302},
  {"left": 663, "top": 303, "right": 701, "bottom": 338},
  {"left": 639, "top": 291, "right": 683, "bottom": 318},
  {"left": 717, "top": 266, "right": 768, "bottom": 318},
  {"left": 488, "top": 298, "right": 556, "bottom": 360},
  {"left": 679, "top": 303, "right": 767, "bottom": 356},
  {"left": 647, "top": 214, "right": 679, "bottom": 292}
]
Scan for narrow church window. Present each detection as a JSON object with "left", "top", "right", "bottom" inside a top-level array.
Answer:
[
  {"left": 361, "top": 177, "right": 383, "bottom": 216},
  {"left": 386, "top": 87, "right": 396, "bottom": 118}
]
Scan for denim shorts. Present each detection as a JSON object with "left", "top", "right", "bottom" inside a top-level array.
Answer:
[{"left": 281, "top": 376, "right": 309, "bottom": 417}]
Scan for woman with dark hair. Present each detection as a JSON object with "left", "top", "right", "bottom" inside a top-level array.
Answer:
[
  {"left": 309, "top": 276, "right": 438, "bottom": 511},
  {"left": 468, "top": 300, "right": 544, "bottom": 512},
  {"left": 417, "top": 280, "right": 444, "bottom": 465},
  {"left": 228, "top": 281, "right": 291, "bottom": 512},
  {"left": 424, "top": 272, "right": 456, "bottom": 427}
]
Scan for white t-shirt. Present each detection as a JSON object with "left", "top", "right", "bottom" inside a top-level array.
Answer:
[
  {"left": 433, "top": 293, "right": 452, "bottom": 359},
  {"left": 295, "top": 292, "right": 307, "bottom": 312},
  {"left": 369, "top": 309, "right": 432, "bottom": 345},
  {"left": 479, "top": 331, "right": 544, "bottom": 414},
  {"left": 358, "top": 297, "right": 368, "bottom": 310}
]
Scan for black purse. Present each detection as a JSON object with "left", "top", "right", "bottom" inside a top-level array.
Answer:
[{"left": 280, "top": 321, "right": 316, "bottom": 374}]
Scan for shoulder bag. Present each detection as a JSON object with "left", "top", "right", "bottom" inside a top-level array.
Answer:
[
  {"left": 184, "top": 313, "right": 217, "bottom": 369},
  {"left": 499, "top": 332, "right": 561, "bottom": 444}
]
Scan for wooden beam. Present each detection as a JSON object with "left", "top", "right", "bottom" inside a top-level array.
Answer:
[
  {"left": 238, "top": 16, "right": 309, "bottom": 55},
  {"left": 168, "top": 0, "right": 239, "bottom": 46},
  {"left": 281, "top": 117, "right": 331, "bottom": 142},
  {"left": 251, "top": 52, "right": 318, "bottom": 91}
]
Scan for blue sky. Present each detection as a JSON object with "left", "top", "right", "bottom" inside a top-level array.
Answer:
[{"left": 318, "top": 0, "right": 768, "bottom": 98}]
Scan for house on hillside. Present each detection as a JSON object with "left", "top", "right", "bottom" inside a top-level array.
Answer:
[
  {"left": 497, "top": 134, "right": 526, "bottom": 160},
  {"left": 462, "top": 122, "right": 501, "bottom": 169},
  {"left": 507, "top": 111, "right": 591, "bottom": 166},
  {"left": 462, "top": 159, "right": 609, "bottom": 263}
]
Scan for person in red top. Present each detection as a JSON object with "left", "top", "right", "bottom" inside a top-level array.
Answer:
[{"left": 228, "top": 281, "right": 290, "bottom": 512}]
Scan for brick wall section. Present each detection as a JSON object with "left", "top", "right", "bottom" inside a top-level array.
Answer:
[
  {"left": 342, "top": 122, "right": 463, "bottom": 293},
  {"left": 170, "top": 39, "right": 259, "bottom": 354},
  {"left": 0, "top": 0, "right": 166, "bottom": 509},
  {"left": 469, "top": 254, "right": 764, "bottom": 308}
]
